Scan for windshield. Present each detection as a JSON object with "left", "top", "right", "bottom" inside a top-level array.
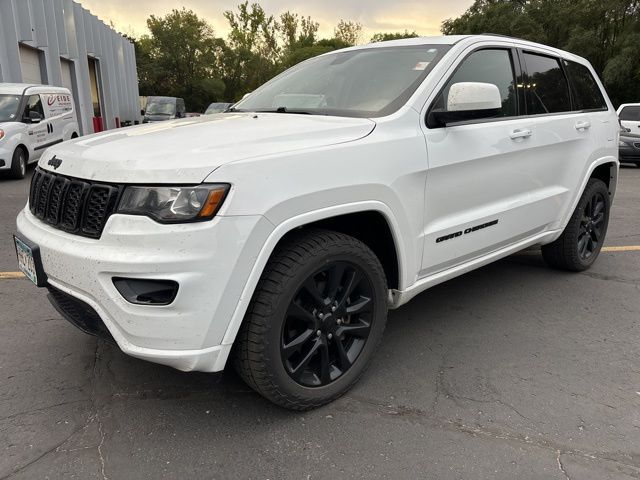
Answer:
[
  {"left": 146, "top": 98, "right": 177, "bottom": 116},
  {"left": 234, "top": 45, "right": 449, "bottom": 118},
  {"left": 0, "top": 94, "right": 21, "bottom": 122},
  {"left": 620, "top": 106, "right": 640, "bottom": 121},
  {"left": 205, "top": 103, "right": 231, "bottom": 114}
]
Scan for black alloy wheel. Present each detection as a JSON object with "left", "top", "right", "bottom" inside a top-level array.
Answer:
[
  {"left": 577, "top": 192, "right": 606, "bottom": 260},
  {"left": 281, "top": 261, "right": 374, "bottom": 388},
  {"left": 233, "top": 229, "right": 388, "bottom": 410},
  {"left": 542, "top": 178, "right": 610, "bottom": 271}
]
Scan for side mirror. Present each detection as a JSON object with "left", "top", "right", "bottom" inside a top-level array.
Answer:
[
  {"left": 25, "top": 111, "right": 43, "bottom": 124},
  {"left": 140, "top": 109, "right": 145, "bottom": 116},
  {"left": 430, "top": 82, "right": 502, "bottom": 127}
]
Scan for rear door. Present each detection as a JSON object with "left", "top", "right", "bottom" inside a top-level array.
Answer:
[
  {"left": 519, "top": 51, "right": 602, "bottom": 231},
  {"left": 618, "top": 105, "right": 640, "bottom": 133},
  {"left": 42, "top": 92, "right": 74, "bottom": 143}
]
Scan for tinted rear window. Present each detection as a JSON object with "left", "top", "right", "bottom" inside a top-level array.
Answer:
[
  {"left": 565, "top": 61, "right": 607, "bottom": 111},
  {"left": 620, "top": 106, "right": 640, "bottom": 121},
  {"left": 523, "top": 52, "right": 571, "bottom": 115}
]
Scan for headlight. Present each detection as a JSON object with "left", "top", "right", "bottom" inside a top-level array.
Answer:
[
  {"left": 117, "top": 184, "right": 229, "bottom": 223},
  {"left": 619, "top": 140, "right": 628, "bottom": 147}
]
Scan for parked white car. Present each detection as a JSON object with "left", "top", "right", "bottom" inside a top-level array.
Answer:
[
  {"left": 618, "top": 103, "right": 640, "bottom": 133},
  {"left": 16, "top": 35, "right": 618, "bottom": 409},
  {"left": 0, "top": 84, "right": 79, "bottom": 179}
]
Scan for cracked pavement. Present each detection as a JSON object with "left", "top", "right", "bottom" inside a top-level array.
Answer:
[{"left": 1, "top": 166, "right": 640, "bottom": 479}]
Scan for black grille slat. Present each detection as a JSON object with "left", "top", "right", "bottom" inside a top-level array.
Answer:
[
  {"left": 35, "top": 174, "right": 53, "bottom": 219},
  {"left": 60, "top": 182, "right": 88, "bottom": 232},
  {"left": 82, "top": 186, "right": 118, "bottom": 236},
  {"left": 45, "top": 177, "right": 69, "bottom": 224},
  {"left": 29, "top": 168, "right": 121, "bottom": 238}
]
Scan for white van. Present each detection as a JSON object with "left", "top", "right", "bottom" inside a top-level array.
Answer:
[{"left": 0, "top": 84, "right": 79, "bottom": 179}]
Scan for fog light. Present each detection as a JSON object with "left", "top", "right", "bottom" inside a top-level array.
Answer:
[
  {"left": 113, "top": 277, "right": 179, "bottom": 306},
  {"left": 0, "top": 160, "right": 5, "bottom": 167}
]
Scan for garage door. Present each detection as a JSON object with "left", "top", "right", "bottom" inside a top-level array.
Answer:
[
  {"left": 19, "top": 45, "right": 43, "bottom": 84},
  {"left": 61, "top": 59, "right": 73, "bottom": 90}
]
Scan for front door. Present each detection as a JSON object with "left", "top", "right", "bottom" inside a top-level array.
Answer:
[
  {"left": 420, "top": 47, "right": 543, "bottom": 276},
  {"left": 22, "top": 94, "right": 50, "bottom": 160}
]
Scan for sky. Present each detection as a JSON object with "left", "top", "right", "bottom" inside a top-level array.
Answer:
[{"left": 78, "top": 0, "right": 474, "bottom": 41}]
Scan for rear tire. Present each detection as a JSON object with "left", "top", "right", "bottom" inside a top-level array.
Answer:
[
  {"left": 542, "top": 178, "right": 610, "bottom": 271},
  {"left": 233, "top": 229, "right": 388, "bottom": 410},
  {"left": 9, "top": 147, "right": 27, "bottom": 179}
]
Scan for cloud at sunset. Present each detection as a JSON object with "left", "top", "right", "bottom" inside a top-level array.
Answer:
[{"left": 78, "top": 0, "right": 473, "bottom": 40}]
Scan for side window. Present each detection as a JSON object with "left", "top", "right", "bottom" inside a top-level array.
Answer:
[
  {"left": 565, "top": 61, "right": 607, "bottom": 111},
  {"left": 619, "top": 106, "right": 640, "bottom": 121},
  {"left": 522, "top": 53, "right": 571, "bottom": 115},
  {"left": 433, "top": 49, "right": 517, "bottom": 118},
  {"left": 23, "top": 94, "right": 45, "bottom": 120}
]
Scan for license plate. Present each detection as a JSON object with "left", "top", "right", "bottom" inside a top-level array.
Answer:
[{"left": 14, "top": 236, "right": 40, "bottom": 286}]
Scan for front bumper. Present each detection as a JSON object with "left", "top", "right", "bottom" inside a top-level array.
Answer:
[{"left": 17, "top": 207, "right": 272, "bottom": 372}]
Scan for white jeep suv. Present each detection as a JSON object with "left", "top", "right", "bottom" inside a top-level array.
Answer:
[{"left": 15, "top": 35, "right": 619, "bottom": 409}]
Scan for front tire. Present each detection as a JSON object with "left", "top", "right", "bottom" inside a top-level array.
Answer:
[
  {"left": 9, "top": 147, "right": 27, "bottom": 179},
  {"left": 233, "top": 229, "right": 388, "bottom": 410},
  {"left": 542, "top": 178, "right": 610, "bottom": 271}
]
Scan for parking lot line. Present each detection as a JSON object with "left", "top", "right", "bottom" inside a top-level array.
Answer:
[
  {"left": 601, "top": 245, "right": 640, "bottom": 252},
  {"left": 0, "top": 272, "right": 25, "bottom": 279},
  {"left": 1, "top": 246, "right": 639, "bottom": 281}
]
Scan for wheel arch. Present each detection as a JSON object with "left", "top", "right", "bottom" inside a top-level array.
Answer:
[
  {"left": 213, "top": 201, "right": 406, "bottom": 370},
  {"left": 550, "top": 156, "right": 618, "bottom": 237},
  {"left": 15, "top": 143, "right": 29, "bottom": 162}
]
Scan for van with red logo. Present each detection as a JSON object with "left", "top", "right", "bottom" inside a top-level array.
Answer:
[{"left": 0, "top": 84, "right": 79, "bottom": 179}]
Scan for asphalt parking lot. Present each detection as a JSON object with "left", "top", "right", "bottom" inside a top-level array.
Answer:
[{"left": 1, "top": 166, "right": 639, "bottom": 480}]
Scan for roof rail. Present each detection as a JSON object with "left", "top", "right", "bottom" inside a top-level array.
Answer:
[{"left": 480, "top": 33, "right": 522, "bottom": 41}]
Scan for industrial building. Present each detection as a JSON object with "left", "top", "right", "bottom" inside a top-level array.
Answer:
[{"left": 0, "top": 0, "right": 140, "bottom": 135}]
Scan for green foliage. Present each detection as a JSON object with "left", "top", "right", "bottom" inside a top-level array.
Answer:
[
  {"left": 135, "top": 8, "right": 224, "bottom": 112},
  {"left": 441, "top": 0, "right": 640, "bottom": 106},
  {"left": 334, "top": 20, "right": 363, "bottom": 46},
  {"left": 370, "top": 30, "right": 419, "bottom": 43},
  {"left": 133, "top": 4, "right": 433, "bottom": 108}
]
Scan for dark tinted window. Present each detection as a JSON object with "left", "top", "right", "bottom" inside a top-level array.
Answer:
[
  {"left": 523, "top": 53, "right": 571, "bottom": 115},
  {"left": 565, "top": 61, "right": 606, "bottom": 111},
  {"left": 432, "top": 49, "right": 517, "bottom": 117},
  {"left": 619, "top": 106, "right": 640, "bottom": 121},
  {"left": 24, "top": 94, "right": 45, "bottom": 119}
]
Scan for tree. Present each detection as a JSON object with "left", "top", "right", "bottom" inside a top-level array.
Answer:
[
  {"left": 370, "top": 30, "right": 419, "bottom": 43},
  {"left": 220, "top": 1, "right": 281, "bottom": 100},
  {"left": 334, "top": 20, "right": 363, "bottom": 46},
  {"left": 137, "top": 8, "right": 225, "bottom": 111}
]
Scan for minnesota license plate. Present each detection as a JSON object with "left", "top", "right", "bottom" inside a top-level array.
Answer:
[{"left": 14, "top": 236, "right": 39, "bottom": 286}]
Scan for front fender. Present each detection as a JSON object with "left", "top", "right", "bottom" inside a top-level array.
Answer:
[{"left": 211, "top": 201, "right": 407, "bottom": 370}]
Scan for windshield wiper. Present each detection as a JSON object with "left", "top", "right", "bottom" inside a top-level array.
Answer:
[{"left": 254, "top": 107, "right": 313, "bottom": 115}]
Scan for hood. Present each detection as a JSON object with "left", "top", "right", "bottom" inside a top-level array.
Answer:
[{"left": 39, "top": 113, "right": 376, "bottom": 183}]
